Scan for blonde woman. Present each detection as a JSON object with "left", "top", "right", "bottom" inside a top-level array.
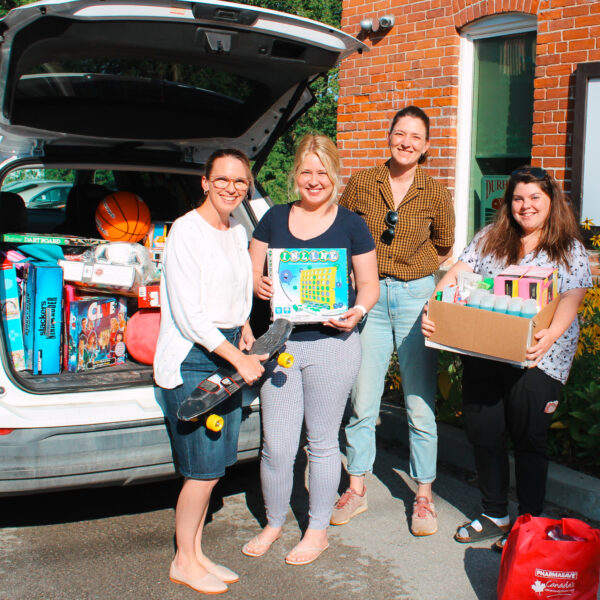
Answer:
[{"left": 243, "top": 134, "right": 379, "bottom": 565}]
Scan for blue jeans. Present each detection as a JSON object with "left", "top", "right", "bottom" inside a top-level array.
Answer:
[
  {"left": 345, "top": 276, "right": 438, "bottom": 484},
  {"left": 157, "top": 328, "right": 242, "bottom": 480}
]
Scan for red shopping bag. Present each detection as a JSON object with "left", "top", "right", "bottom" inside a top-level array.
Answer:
[{"left": 498, "top": 514, "right": 600, "bottom": 599}]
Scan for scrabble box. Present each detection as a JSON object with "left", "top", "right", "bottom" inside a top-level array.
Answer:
[
  {"left": 22, "top": 263, "right": 63, "bottom": 374},
  {"left": 67, "top": 297, "right": 127, "bottom": 372},
  {"left": 267, "top": 248, "right": 349, "bottom": 323}
]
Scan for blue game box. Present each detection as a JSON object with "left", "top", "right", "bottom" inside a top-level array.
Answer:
[{"left": 267, "top": 248, "right": 349, "bottom": 323}]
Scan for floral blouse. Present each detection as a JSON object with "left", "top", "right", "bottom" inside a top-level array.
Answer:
[{"left": 459, "top": 226, "right": 592, "bottom": 383}]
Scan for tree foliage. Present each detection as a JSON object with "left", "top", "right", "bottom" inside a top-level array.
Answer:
[{"left": 240, "top": 0, "right": 341, "bottom": 204}]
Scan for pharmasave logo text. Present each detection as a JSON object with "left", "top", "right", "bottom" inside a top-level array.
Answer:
[
  {"left": 535, "top": 569, "right": 578, "bottom": 580},
  {"left": 530, "top": 569, "right": 578, "bottom": 597}
]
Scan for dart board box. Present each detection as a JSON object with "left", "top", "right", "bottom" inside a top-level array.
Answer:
[{"left": 267, "top": 248, "right": 349, "bottom": 323}]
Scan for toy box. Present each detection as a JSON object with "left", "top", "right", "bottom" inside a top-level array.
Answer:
[
  {"left": 22, "top": 263, "right": 63, "bottom": 374},
  {"left": 143, "top": 221, "right": 171, "bottom": 263},
  {"left": 0, "top": 259, "right": 25, "bottom": 371},
  {"left": 0, "top": 232, "right": 107, "bottom": 247},
  {"left": 267, "top": 248, "right": 349, "bottom": 323},
  {"left": 519, "top": 266, "right": 558, "bottom": 309},
  {"left": 493, "top": 265, "right": 558, "bottom": 309},
  {"left": 493, "top": 265, "right": 530, "bottom": 297},
  {"left": 59, "top": 259, "right": 136, "bottom": 289},
  {"left": 67, "top": 297, "right": 127, "bottom": 372},
  {"left": 425, "top": 296, "right": 558, "bottom": 367},
  {"left": 138, "top": 285, "right": 160, "bottom": 308}
]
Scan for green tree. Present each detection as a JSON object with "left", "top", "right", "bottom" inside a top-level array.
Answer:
[{"left": 241, "top": 0, "right": 341, "bottom": 204}]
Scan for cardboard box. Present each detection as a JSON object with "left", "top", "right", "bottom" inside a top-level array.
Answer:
[
  {"left": 267, "top": 248, "right": 349, "bottom": 323},
  {"left": 22, "top": 263, "right": 63, "bottom": 374},
  {"left": 425, "top": 297, "right": 559, "bottom": 367},
  {"left": 0, "top": 259, "right": 25, "bottom": 371},
  {"left": 59, "top": 259, "right": 135, "bottom": 289},
  {"left": 138, "top": 285, "right": 160, "bottom": 308},
  {"left": 67, "top": 297, "right": 127, "bottom": 372}
]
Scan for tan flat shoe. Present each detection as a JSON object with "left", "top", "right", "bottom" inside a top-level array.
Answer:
[
  {"left": 169, "top": 562, "right": 228, "bottom": 594},
  {"left": 209, "top": 564, "right": 239, "bottom": 584}
]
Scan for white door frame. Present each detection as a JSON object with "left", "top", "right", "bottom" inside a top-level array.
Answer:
[{"left": 454, "top": 13, "right": 538, "bottom": 255}]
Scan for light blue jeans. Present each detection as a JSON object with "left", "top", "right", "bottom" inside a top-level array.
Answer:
[{"left": 345, "top": 276, "right": 438, "bottom": 484}]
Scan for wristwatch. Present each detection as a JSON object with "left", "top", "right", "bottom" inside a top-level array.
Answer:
[{"left": 354, "top": 304, "right": 368, "bottom": 323}]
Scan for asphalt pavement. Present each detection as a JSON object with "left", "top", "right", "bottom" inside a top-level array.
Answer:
[{"left": 0, "top": 405, "right": 598, "bottom": 600}]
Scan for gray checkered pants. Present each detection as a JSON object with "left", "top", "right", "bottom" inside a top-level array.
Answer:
[{"left": 259, "top": 330, "right": 361, "bottom": 530}]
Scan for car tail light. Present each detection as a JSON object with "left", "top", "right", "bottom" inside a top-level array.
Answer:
[{"left": 0, "top": 429, "right": 14, "bottom": 435}]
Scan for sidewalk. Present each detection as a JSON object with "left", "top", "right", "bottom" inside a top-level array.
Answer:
[{"left": 377, "top": 399, "right": 600, "bottom": 522}]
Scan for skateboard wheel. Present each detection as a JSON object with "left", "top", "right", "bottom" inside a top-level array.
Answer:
[
  {"left": 277, "top": 352, "right": 294, "bottom": 368},
  {"left": 206, "top": 414, "right": 224, "bottom": 432}
]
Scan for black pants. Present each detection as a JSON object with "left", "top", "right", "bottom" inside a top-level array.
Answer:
[{"left": 462, "top": 356, "right": 563, "bottom": 518}]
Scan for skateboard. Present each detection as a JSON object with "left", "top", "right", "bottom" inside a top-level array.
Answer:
[{"left": 177, "top": 319, "right": 294, "bottom": 431}]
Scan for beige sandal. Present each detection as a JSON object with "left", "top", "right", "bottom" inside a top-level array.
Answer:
[{"left": 241, "top": 534, "right": 280, "bottom": 558}]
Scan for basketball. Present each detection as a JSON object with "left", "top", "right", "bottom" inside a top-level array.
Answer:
[{"left": 95, "top": 191, "right": 151, "bottom": 243}]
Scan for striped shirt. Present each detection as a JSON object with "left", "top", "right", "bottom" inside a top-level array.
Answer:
[{"left": 340, "top": 162, "right": 455, "bottom": 281}]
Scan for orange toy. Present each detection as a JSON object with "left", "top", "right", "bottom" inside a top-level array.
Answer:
[{"left": 95, "top": 191, "right": 151, "bottom": 243}]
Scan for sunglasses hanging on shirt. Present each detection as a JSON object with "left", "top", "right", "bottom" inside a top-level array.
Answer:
[{"left": 381, "top": 210, "right": 399, "bottom": 245}]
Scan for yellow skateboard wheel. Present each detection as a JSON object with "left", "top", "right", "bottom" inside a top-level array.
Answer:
[
  {"left": 205, "top": 414, "right": 224, "bottom": 432},
  {"left": 277, "top": 352, "right": 294, "bottom": 368}
]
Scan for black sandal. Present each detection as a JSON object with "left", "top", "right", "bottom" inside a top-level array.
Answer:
[
  {"left": 493, "top": 531, "right": 510, "bottom": 552},
  {"left": 454, "top": 515, "right": 510, "bottom": 543}
]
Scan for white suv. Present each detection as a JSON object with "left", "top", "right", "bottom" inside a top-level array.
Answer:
[{"left": 0, "top": 0, "right": 364, "bottom": 495}]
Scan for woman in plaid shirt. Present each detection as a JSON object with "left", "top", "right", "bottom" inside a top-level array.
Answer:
[{"left": 331, "top": 105, "right": 455, "bottom": 536}]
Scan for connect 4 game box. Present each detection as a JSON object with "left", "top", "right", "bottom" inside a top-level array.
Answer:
[{"left": 267, "top": 248, "right": 349, "bottom": 323}]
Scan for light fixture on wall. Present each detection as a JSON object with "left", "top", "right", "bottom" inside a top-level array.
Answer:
[{"left": 360, "top": 15, "right": 395, "bottom": 34}]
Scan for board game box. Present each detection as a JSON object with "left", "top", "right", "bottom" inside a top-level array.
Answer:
[
  {"left": 22, "top": 263, "right": 63, "bottom": 374},
  {"left": 0, "top": 259, "right": 25, "bottom": 371},
  {"left": 67, "top": 296, "right": 127, "bottom": 372},
  {"left": 267, "top": 248, "right": 349, "bottom": 323},
  {"left": 1, "top": 232, "right": 108, "bottom": 247}
]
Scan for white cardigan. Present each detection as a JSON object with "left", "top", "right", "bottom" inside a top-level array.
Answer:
[{"left": 154, "top": 209, "right": 252, "bottom": 389}]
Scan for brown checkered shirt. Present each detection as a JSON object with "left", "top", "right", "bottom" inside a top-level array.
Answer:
[{"left": 339, "top": 162, "right": 455, "bottom": 281}]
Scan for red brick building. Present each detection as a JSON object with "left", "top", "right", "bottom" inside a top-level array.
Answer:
[{"left": 337, "top": 0, "right": 600, "bottom": 254}]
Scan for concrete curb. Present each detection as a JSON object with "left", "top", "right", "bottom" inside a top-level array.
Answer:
[{"left": 377, "top": 400, "right": 600, "bottom": 522}]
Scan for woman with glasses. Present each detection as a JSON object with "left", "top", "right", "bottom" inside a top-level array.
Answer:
[
  {"left": 331, "top": 105, "right": 455, "bottom": 536},
  {"left": 422, "top": 166, "right": 591, "bottom": 549},
  {"left": 154, "top": 148, "right": 265, "bottom": 594},
  {"left": 242, "top": 134, "right": 379, "bottom": 565}
]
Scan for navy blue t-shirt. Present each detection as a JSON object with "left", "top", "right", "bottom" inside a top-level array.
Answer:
[{"left": 253, "top": 203, "right": 375, "bottom": 339}]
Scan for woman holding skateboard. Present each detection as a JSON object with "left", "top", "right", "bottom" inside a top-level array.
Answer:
[
  {"left": 154, "top": 148, "right": 265, "bottom": 595},
  {"left": 242, "top": 134, "right": 380, "bottom": 565}
]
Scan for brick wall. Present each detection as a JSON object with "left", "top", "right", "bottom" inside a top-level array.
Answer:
[
  {"left": 337, "top": 0, "right": 600, "bottom": 197},
  {"left": 534, "top": 1, "right": 600, "bottom": 193}
]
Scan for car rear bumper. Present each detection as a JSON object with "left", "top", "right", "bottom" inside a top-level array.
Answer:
[{"left": 0, "top": 408, "right": 260, "bottom": 496}]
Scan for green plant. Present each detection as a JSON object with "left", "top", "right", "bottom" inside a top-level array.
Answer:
[{"left": 548, "top": 277, "right": 600, "bottom": 470}]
